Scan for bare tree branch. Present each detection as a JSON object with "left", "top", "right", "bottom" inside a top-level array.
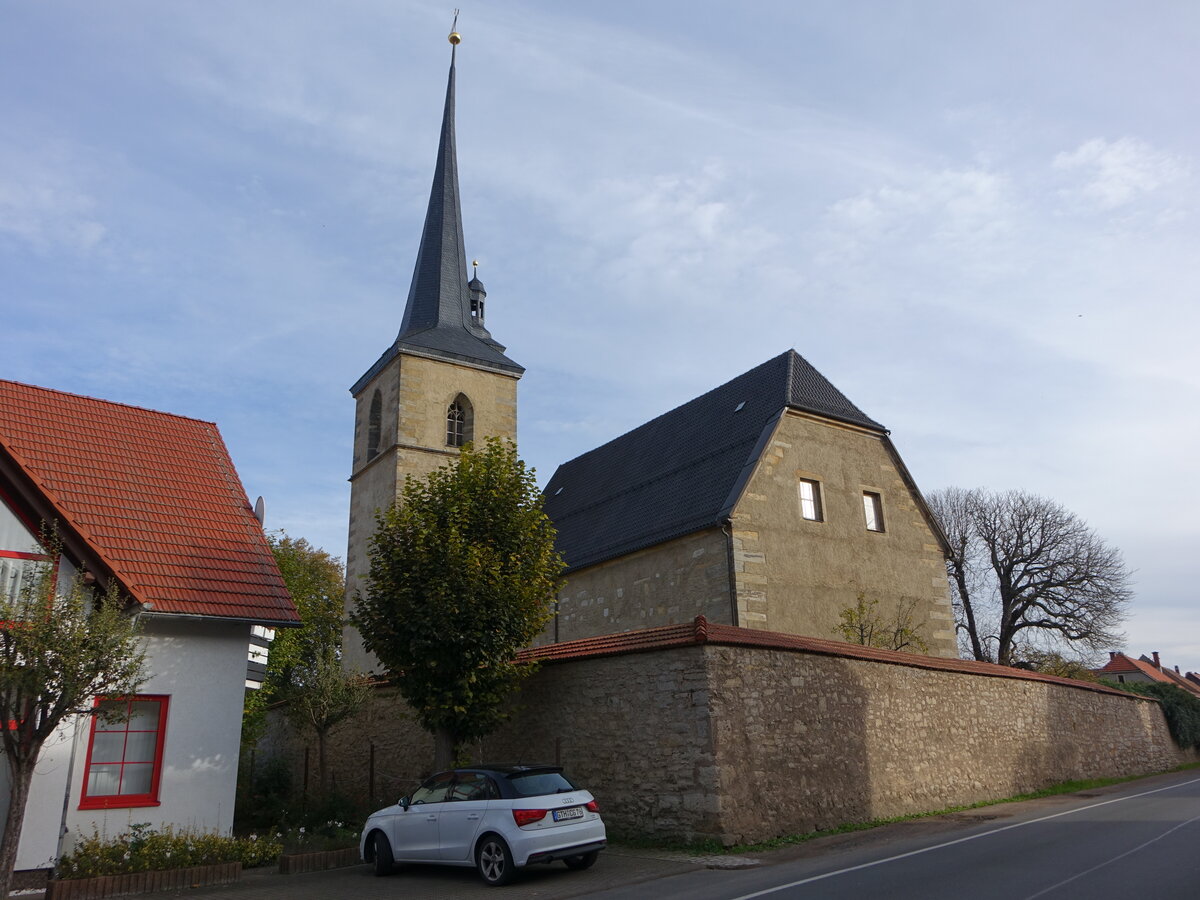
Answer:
[{"left": 927, "top": 488, "right": 1130, "bottom": 666}]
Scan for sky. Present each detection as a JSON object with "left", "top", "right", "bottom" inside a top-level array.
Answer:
[{"left": 2, "top": 1, "right": 1197, "bottom": 668}]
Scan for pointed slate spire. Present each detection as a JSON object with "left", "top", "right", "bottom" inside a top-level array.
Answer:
[
  {"left": 396, "top": 48, "right": 469, "bottom": 339},
  {"left": 384, "top": 29, "right": 522, "bottom": 377},
  {"left": 354, "top": 24, "right": 521, "bottom": 396}
]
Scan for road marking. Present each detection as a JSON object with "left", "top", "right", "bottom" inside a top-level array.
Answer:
[
  {"left": 1020, "top": 811, "right": 1200, "bottom": 899},
  {"left": 726, "top": 776, "right": 1200, "bottom": 900}
]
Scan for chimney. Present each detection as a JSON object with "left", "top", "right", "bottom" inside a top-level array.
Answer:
[
  {"left": 1152, "top": 651, "right": 1161, "bottom": 669},
  {"left": 1176, "top": 666, "right": 1181, "bottom": 674},
  {"left": 1109, "top": 651, "right": 1116, "bottom": 662}
]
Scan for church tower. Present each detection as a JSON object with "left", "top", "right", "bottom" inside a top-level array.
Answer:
[{"left": 343, "top": 28, "right": 523, "bottom": 670}]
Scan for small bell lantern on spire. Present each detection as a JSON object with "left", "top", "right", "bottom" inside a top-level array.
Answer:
[{"left": 469, "top": 258, "right": 486, "bottom": 325}]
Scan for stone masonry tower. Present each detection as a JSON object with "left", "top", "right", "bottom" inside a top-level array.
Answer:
[{"left": 343, "top": 31, "right": 523, "bottom": 670}]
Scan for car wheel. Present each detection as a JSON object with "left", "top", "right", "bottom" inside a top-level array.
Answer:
[
  {"left": 563, "top": 850, "right": 598, "bottom": 871},
  {"left": 476, "top": 835, "right": 515, "bottom": 886},
  {"left": 372, "top": 832, "right": 394, "bottom": 877}
]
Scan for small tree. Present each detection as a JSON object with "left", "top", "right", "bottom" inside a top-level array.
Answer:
[
  {"left": 838, "top": 593, "right": 929, "bottom": 653},
  {"left": 353, "top": 438, "right": 563, "bottom": 770},
  {"left": 0, "top": 543, "right": 147, "bottom": 896},
  {"left": 282, "top": 653, "right": 371, "bottom": 795}
]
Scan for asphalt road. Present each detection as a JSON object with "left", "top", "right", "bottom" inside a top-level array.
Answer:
[
  {"left": 590, "top": 769, "right": 1200, "bottom": 900},
  {"left": 45, "top": 769, "right": 1200, "bottom": 899}
]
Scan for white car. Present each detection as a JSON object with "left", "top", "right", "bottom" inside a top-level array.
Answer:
[{"left": 360, "top": 764, "right": 606, "bottom": 886}]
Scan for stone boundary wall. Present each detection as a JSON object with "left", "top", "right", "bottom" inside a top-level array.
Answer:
[
  {"left": 262, "top": 622, "right": 1196, "bottom": 846},
  {"left": 704, "top": 645, "right": 1194, "bottom": 843}
]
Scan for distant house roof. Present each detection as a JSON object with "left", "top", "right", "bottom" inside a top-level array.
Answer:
[
  {"left": 0, "top": 380, "right": 298, "bottom": 625},
  {"left": 1095, "top": 652, "right": 1200, "bottom": 696},
  {"left": 542, "top": 350, "right": 886, "bottom": 573},
  {"left": 1096, "top": 652, "right": 1173, "bottom": 683}
]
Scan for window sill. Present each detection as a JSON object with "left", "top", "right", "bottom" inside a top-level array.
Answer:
[{"left": 78, "top": 798, "right": 161, "bottom": 811}]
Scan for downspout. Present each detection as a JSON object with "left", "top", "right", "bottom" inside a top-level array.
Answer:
[
  {"left": 720, "top": 518, "right": 739, "bottom": 627},
  {"left": 55, "top": 716, "right": 86, "bottom": 867}
]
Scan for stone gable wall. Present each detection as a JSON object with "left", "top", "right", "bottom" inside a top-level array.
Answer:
[{"left": 732, "top": 412, "right": 957, "bottom": 657}]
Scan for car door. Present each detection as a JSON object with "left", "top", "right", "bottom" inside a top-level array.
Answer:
[
  {"left": 437, "top": 772, "right": 497, "bottom": 861},
  {"left": 390, "top": 772, "right": 453, "bottom": 861}
]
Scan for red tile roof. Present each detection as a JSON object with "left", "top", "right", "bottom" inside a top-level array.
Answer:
[
  {"left": 1096, "top": 652, "right": 1176, "bottom": 684},
  {"left": 1159, "top": 665, "right": 1200, "bottom": 698},
  {"left": 521, "top": 617, "right": 1137, "bottom": 699},
  {"left": 0, "top": 380, "right": 298, "bottom": 625}
]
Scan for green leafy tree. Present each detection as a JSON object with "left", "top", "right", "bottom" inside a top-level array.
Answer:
[
  {"left": 244, "top": 533, "right": 367, "bottom": 796},
  {"left": 353, "top": 438, "right": 563, "bottom": 770},
  {"left": 0, "top": 540, "right": 147, "bottom": 897},
  {"left": 261, "top": 533, "right": 346, "bottom": 696},
  {"left": 838, "top": 593, "right": 929, "bottom": 653}
]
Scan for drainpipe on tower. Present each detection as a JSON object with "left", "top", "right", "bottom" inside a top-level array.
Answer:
[{"left": 721, "top": 517, "right": 738, "bottom": 627}]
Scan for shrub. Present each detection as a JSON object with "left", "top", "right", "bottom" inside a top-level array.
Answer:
[
  {"left": 235, "top": 754, "right": 293, "bottom": 831},
  {"left": 57, "top": 824, "right": 282, "bottom": 879},
  {"left": 1103, "top": 681, "right": 1200, "bottom": 749}
]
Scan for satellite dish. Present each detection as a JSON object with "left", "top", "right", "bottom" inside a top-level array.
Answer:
[{"left": 253, "top": 496, "right": 266, "bottom": 525}]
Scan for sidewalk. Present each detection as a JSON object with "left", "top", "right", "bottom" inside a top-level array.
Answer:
[{"left": 30, "top": 846, "right": 730, "bottom": 900}]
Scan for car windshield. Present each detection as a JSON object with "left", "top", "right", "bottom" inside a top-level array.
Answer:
[{"left": 506, "top": 770, "right": 577, "bottom": 797}]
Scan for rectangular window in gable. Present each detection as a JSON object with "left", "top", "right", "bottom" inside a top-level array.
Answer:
[
  {"left": 798, "top": 479, "right": 824, "bottom": 522},
  {"left": 0, "top": 492, "right": 49, "bottom": 602},
  {"left": 863, "top": 491, "right": 885, "bottom": 532},
  {"left": 79, "top": 696, "right": 169, "bottom": 810}
]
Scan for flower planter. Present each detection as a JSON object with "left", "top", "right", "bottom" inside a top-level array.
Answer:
[
  {"left": 45, "top": 862, "right": 241, "bottom": 899},
  {"left": 278, "top": 846, "right": 360, "bottom": 874}
]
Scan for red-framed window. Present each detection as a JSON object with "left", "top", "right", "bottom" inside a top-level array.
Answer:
[
  {"left": 0, "top": 488, "right": 50, "bottom": 602},
  {"left": 79, "top": 695, "right": 169, "bottom": 810}
]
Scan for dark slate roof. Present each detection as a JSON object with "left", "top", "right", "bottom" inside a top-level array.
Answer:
[
  {"left": 543, "top": 350, "right": 885, "bottom": 572},
  {"left": 351, "top": 50, "right": 521, "bottom": 395}
]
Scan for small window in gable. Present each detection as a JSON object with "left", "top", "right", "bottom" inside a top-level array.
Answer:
[
  {"left": 446, "top": 394, "right": 474, "bottom": 448},
  {"left": 367, "top": 390, "right": 382, "bottom": 461},
  {"left": 0, "top": 493, "right": 48, "bottom": 602},
  {"left": 798, "top": 479, "right": 823, "bottom": 522},
  {"left": 863, "top": 491, "right": 885, "bottom": 532}
]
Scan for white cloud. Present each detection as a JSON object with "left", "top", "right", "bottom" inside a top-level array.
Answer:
[
  {"left": 1053, "top": 137, "right": 1189, "bottom": 209},
  {"left": 0, "top": 147, "right": 107, "bottom": 254}
]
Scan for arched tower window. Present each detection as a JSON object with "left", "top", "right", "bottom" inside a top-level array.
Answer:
[
  {"left": 446, "top": 393, "right": 473, "bottom": 448},
  {"left": 367, "top": 390, "right": 382, "bottom": 460}
]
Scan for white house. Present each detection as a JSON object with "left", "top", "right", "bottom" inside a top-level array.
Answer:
[{"left": 0, "top": 380, "right": 298, "bottom": 874}]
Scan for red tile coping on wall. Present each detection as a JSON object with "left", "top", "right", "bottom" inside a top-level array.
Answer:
[
  {"left": 518, "top": 616, "right": 1141, "bottom": 700},
  {"left": 0, "top": 380, "right": 297, "bottom": 625}
]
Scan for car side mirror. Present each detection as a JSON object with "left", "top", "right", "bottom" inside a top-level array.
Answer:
[{"left": 399, "top": 796, "right": 410, "bottom": 810}]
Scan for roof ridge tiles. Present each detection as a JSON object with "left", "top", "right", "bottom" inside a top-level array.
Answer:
[
  {"left": 0, "top": 379, "right": 218, "bottom": 428},
  {"left": 550, "top": 352, "right": 793, "bottom": 473}
]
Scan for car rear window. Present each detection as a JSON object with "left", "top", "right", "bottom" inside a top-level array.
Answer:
[{"left": 506, "top": 771, "right": 577, "bottom": 797}]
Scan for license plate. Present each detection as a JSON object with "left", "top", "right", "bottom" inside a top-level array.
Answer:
[{"left": 552, "top": 807, "right": 584, "bottom": 822}]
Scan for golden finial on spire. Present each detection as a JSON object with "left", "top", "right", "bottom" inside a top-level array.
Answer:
[
  {"left": 472, "top": 259, "right": 479, "bottom": 278},
  {"left": 449, "top": 9, "right": 462, "bottom": 45}
]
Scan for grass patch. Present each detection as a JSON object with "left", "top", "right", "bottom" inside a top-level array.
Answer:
[{"left": 615, "top": 761, "right": 1200, "bottom": 856}]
